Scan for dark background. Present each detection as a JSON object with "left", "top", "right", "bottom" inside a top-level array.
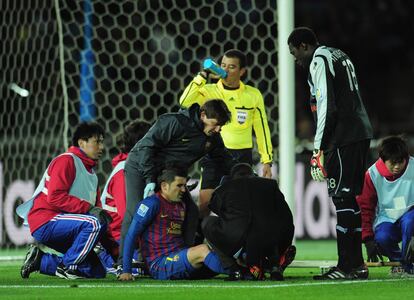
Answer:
[{"left": 294, "top": 0, "right": 414, "bottom": 142}]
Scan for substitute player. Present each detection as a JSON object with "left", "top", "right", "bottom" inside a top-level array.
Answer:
[
  {"left": 179, "top": 49, "right": 273, "bottom": 217},
  {"left": 118, "top": 166, "right": 226, "bottom": 281},
  {"left": 98, "top": 121, "right": 151, "bottom": 273},
  {"left": 288, "top": 27, "right": 373, "bottom": 280},
  {"left": 357, "top": 136, "right": 414, "bottom": 276},
  {"left": 19, "top": 123, "right": 112, "bottom": 279}
]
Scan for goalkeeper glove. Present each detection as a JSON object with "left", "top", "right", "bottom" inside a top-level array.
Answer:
[
  {"left": 88, "top": 206, "right": 113, "bottom": 225},
  {"left": 310, "top": 150, "right": 327, "bottom": 182},
  {"left": 143, "top": 182, "right": 156, "bottom": 199},
  {"left": 364, "top": 239, "right": 383, "bottom": 262}
]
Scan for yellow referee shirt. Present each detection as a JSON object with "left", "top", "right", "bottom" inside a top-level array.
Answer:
[{"left": 179, "top": 75, "right": 273, "bottom": 164}]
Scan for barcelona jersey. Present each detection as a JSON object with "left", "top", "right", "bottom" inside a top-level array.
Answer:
[{"left": 122, "top": 193, "right": 186, "bottom": 273}]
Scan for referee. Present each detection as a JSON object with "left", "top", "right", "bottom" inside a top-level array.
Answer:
[{"left": 180, "top": 49, "right": 273, "bottom": 217}]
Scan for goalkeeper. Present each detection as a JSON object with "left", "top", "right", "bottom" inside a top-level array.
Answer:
[
  {"left": 287, "top": 27, "right": 372, "bottom": 280},
  {"left": 179, "top": 49, "right": 273, "bottom": 217},
  {"left": 19, "top": 123, "right": 114, "bottom": 280}
]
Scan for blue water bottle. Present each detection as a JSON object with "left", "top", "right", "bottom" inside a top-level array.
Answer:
[{"left": 203, "top": 58, "right": 227, "bottom": 78}]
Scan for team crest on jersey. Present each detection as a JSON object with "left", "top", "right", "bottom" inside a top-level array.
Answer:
[
  {"left": 236, "top": 110, "right": 247, "bottom": 124},
  {"left": 137, "top": 203, "right": 149, "bottom": 217}
]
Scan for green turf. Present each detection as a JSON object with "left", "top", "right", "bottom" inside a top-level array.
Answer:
[{"left": 1, "top": 240, "right": 413, "bottom": 300}]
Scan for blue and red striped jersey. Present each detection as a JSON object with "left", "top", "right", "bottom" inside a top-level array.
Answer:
[{"left": 122, "top": 192, "right": 186, "bottom": 273}]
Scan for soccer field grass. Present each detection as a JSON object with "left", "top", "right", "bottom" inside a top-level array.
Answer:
[{"left": 1, "top": 240, "right": 413, "bottom": 300}]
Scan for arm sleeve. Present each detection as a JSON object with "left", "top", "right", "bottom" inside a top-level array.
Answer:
[
  {"left": 356, "top": 171, "right": 378, "bottom": 241},
  {"left": 179, "top": 75, "right": 207, "bottom": 108},
  {"left": 311, "top": 56, "right": 337, "bottom": 150},
  {"left": 46, "top": 156, "right": 91, "bottom": 213},
  {"left": 252, "top": 92, "right": 273, "bottom": 163},
  {"left": 130, "top": 115, "right": 179, "bottom": 183},
  {"left": 122, "top": 197, "right": 160, "bottom": 273}
]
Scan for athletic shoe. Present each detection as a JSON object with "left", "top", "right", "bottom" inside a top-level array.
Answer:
[
  {"left": 280, "top": 245, "right": 296, "bottom": 271},
  {"left": 269, "top": 266, "right": 284, "bottom": 281},
  {"left": 55, "top": 264, "right": 86, "bottom": 280},
  {"left": 21, "top": 244, "right": 43, "bottom": 279},
  {"left": 313, "top": 266, "right": 353, "bottom": 280},
  {"left": 350, "top": 264, "right": 369, "bottom": 279},
  {"left": 389, "top": 266, "right": 405, "bottom": 278},
  {"left": 401, "top": 267, "right": 414, "bottom": 278},
  {"left": 224, "top": 266, "right": 261, "bottom": 281},
  {"left": 114, "top": 264, "right": 124, "bottom": 278},
  {"left": 248, "top": 265, "right": 265, "bottom": 280},
  {"left": 224, "top": 270, "right": 243, "bottom": 281}
]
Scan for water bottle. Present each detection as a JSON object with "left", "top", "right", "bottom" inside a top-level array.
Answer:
[{"left": 203, "top": 58, "right": 227, "bottom": 78}]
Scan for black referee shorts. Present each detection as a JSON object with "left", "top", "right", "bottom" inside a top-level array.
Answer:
[
  {"left": 200, "top": 148, "right": 253, "bottom": 189},
  {"left": 324, "top": 139, "right": 370, "bottom": 198}
]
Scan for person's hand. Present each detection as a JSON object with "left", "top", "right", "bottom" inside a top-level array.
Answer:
[
  {"left": 118, "top": 273, "right": 134, "bottom": 281},
  {"left": 262, "top": 163, "right": 272, "bottom": 178},
  {"left": 143, "top": 182, "right": 156, "bottom": 198},
  {"left": 310, "top": 150, "right": 327, "bottom": 182},
  {"left": 199, "top": 70, "right": 221, "bottom": 80},
  {"left": 88, "top": 206, "right": 113, "bottom": 225},
  {"left": 365, "top": 239, "right": 383, "bottom": 262}
]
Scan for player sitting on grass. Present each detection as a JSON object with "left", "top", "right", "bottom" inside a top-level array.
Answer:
[{"left": 118, "top": 166, "right": 227, "bottom": 281}]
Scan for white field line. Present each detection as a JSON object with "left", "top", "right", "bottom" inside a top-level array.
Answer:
[
  {"left": 0, "top": 256, "right": 24, "bottom": 261},
  {"left": 0, "top": 278, "right": 410, "bottom": 289}
]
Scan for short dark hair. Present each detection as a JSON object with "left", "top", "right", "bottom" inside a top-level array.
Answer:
[
  {"left": 378, "top": 135, "right": 409, "bottom": 163},
  {"left": 116, "top": 121, "right": 151, "bottom": 153},
  {"left": 287, "top": 27, "right": 319, "bottom": 47},
  {"left": 230, "top": 163, "right": 254, "bottom": 179},
  {"left": 200, "top": 99, "right": 231, "bottom": 126},
  {"left": 157, "top": 164, "right": 188, "bottom": 186},
  {"left": 72, "top": 122, "right": 105, "bottom": 147},
  {"left": 221, "top": 49, "right": 247, "bottom": 69}
]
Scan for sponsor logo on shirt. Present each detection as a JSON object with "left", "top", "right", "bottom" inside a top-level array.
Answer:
[{"left": 167, "top": 221, "right": 182, "bottom": 235}]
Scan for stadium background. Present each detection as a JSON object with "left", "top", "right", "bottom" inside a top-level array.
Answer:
[{"left": 1, "top": 0, "right": 413, "bottom": 248}]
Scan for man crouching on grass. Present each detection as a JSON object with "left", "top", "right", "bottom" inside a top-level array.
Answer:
[{"left": 118, "top": 166, "right": 226, "bottom": 280}]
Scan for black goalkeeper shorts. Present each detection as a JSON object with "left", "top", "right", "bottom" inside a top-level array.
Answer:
[{"left": 324, "top": 139, "right": 370, "bottom": 198}]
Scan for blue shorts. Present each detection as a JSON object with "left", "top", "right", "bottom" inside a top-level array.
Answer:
[{"left": 149, "top": 249, "right": 195, "bottom": 280}]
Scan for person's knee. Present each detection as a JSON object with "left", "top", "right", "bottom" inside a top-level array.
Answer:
[
  {"left": 375, "top": 231, "right": 392, "bottom": 247},
  {"left": 188, "top": 244, "right": 210, "bottom": 265},
  {"left": 84, "top": 216, "right": 104, "bottom": 233},
  {"left": 401, "top": 212, "right": 414, "bottom": 233}
]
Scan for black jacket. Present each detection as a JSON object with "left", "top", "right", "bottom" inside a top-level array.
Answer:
[
  {"left": 128, "top": 104, "right": 233, "bottom": 183},
  {"left": 205, "top": 177, "right": 293, "bottom": 256}
]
